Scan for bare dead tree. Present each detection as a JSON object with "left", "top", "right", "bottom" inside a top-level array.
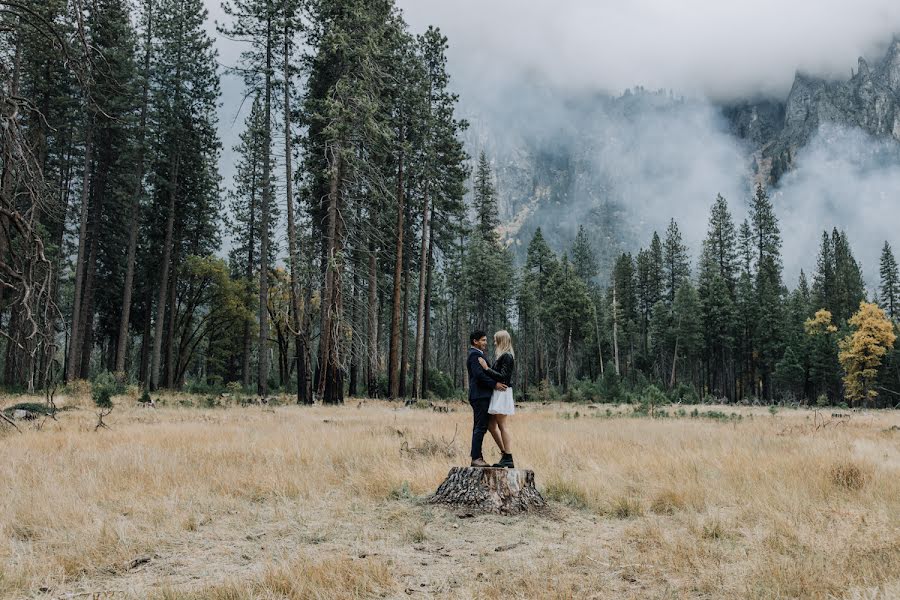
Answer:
[{"left": 0, "top": 0, "right": 94, "bottom": 399}]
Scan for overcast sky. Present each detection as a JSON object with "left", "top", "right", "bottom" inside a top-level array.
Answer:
[
  {"left": 209, "top": 0, "right": 900, "bottom": 121},
  {"left": 208, "top": 0, "right": 900, "bottom": 175},
  {"left": 396, "top": 0, "right": 900, "bottom": 99}
]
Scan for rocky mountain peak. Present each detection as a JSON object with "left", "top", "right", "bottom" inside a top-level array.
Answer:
[
  {"left": 783, "top": 72, "right": 828, "bottom": 133},
  {"left": 743, "top": 39, "right": 900, "bottom": 169},
  {"left": 877, "top": 38, "right": 900, "bottom": 93}
]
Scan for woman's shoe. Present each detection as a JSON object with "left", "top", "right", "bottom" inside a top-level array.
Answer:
[{"left": 495, "top": 453, "right": 514, "bottom": 469}]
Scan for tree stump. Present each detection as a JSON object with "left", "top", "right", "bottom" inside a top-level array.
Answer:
[{"left": 429, "top": 467, "right": 547, "bottom": 514}]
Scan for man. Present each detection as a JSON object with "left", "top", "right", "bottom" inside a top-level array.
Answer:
[{"left": 467, "top": 330, "right": 507, "bottom": 467}]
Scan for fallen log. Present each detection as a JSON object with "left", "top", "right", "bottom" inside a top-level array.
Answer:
[{"left": 429, "top": 466, "right": 546, "bottom": 515}]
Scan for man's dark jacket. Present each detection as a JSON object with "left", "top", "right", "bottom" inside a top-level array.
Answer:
[{"left": 467, "top": 347, "right": 495, "bottom": 400}]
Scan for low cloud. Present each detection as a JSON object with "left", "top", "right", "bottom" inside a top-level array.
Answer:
[
  {"left": 775, "top": 125, "right": 900, "bottom": 289},
  {"left": 399, "top": 0, "right": 900, "bottom": 100}
]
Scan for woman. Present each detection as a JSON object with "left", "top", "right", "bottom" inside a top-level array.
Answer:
[{"left": 478, "top": 330, "right": 515, "bottom": 468}]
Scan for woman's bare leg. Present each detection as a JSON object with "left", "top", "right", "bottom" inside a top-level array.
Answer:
[
  {"left": 495, "top": 415, "right": 512, "bottom": 454},
  {"left": 487, "top": 415, "right": 505, "bottom": 454}
]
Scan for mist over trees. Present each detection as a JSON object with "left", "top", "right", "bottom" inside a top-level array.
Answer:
[{"left": 1, "top": 0, "right": 898, "bottom": 409}]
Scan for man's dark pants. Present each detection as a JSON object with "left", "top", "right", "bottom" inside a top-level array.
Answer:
[{"left": 470, "top": 396, "right": 491, "bottom": 460}]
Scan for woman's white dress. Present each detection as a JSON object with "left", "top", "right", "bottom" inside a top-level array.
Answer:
[{"left": 488, "top": 387, "right": 515, "bottom": 415}]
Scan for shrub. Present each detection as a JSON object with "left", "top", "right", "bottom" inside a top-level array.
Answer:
[
  {"left": 139, "top": 389, "right": 153, "bottom": 405},
  {"left": 91, "top": 372, "right": 120, "bottom": 430},
  {"left": 564, "top": 386, "right": 583, "bottom": 403},
  {"left": 568, "top": 378, "right": 602, "bottom": 403},
  {"left": 202, "top": 396, "right": 223, "bottom": 409},
  {"left": 537, "top": 379, "right": 557, "bottom": 403},
  {"left": 374, "top": 374, "right": 389, "bottom": 399},
  {"left": 92, "top": 386, "right": 113, "bottom": 410},
  {"left": 668, "top": 382, "right": 699, "bottom": 404},
  {"left": 185, "top": 378, "right": 211, "bottom": 395},
  {"left": 632, "top": 384, "right": 668, "bottom": 417},
  {"left": 66, "top": 379, "right": 92, "bottom": 399},
  {"left": 91, "top": 371, "right": 124, "bottom": 400},
  {"left": 427, "top": 369, "right": 455, "bottom": 400},
  {"left": 598, "top": 365, "right": 626, "bottom": 404}
]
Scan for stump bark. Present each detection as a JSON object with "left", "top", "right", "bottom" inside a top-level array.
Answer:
[{"left": 429, "top": 467, "right": 547, "bottom": 514}]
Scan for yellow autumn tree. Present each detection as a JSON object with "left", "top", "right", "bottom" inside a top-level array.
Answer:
[
  {"left": 804, "top": 309, "right": 838, "bottom": 336},
  {"left": 838, "top": 302, "right": 897, "bottom": 406}
]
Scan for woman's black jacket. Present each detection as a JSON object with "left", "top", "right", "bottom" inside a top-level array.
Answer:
[{"left": 484, "top": 353, "right": 515, "bottom": 387}]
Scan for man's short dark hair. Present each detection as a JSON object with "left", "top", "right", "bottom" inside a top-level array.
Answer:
[{"left": 470, "top": 330, "right": 487, "bottom": 345}]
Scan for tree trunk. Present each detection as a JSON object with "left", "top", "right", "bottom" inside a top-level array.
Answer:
[
  {"left": 348, "top": 257, "right": 359, "bottom": 397},
  {"left": 282, "top": 8, "right": 307, "bottom": 404},
  {"left": 3, "top": 308, "right": 19, "bottom": 385},
  {"left": 78, "top": 215, "right": 99, "bottom": 378},
  {"left": 430, "top": 467, "right": 547, "bottom": 515},
  {"left": 139, "top": 302, "right": 152, "bottom": 384},
  {"left": 277, "top": 324, "right": 287, "bottom": 386},
  {"left": 164, "top": 240, "right": 179, "bottom": 389},
  {"left": 612, "top": 283, "right": 621, "bottom": 376},
  {"left": 412, "top": 181, "right": 431, "bottom": 399},
  {"left": 318, "top": 146, "right": 344, "bottom": 404},
  {"left": 241, "top": 154, "right": 257, "bottom": 389},
  {"left": 399, "top": 258, "right": 410, "bottom": 399},
  {"left": 114, "top": 0, "right": 153, "bottom": 375},
  {"left": 670, "top": 336, "right": 679, "bottom": 389},
  {"left": 388, "top": 122, "right": 405, "bottom": 399},
  {"left": 150, "top": 33, "right": 186, "bottom": 391},
  {"left": 594, "top": 306, "right": 604, "bottom": 377},
  {"left": 367, "top": 239, "right": 379, "bottom": 397},
  {"left": 66, "top": 119, "right": 93, "bottom": 383},
  {"left": 257, "top": 10, "right": 273, "bottom": 397},
  {"left": 150, "top": 152, "right": 179, "bottom": 390},
  {"left": 459, "top": 286, "right": 467, "bottom": 391},
  {"left": 299, "top": 284, "right": 313, "bottom": 403},
  {"left": 421, "top": 225, "right": 435, "bottom": 397}
]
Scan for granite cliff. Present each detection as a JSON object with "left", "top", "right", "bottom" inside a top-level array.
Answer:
[{"left": 464, "top": 39, "right": 900, "bottom": 276}]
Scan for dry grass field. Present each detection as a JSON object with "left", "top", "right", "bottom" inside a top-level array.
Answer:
[{"left": 1, "top": 392, "right": 899, "bottom": 600}]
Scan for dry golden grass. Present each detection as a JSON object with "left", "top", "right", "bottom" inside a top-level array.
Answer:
[{"left": 1, "top": 393, "right": 899, "bottom": 599}]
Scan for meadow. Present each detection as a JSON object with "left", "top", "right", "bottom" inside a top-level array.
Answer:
[{"left": 1, "top": 392, "right": 899, "bottom": 599}]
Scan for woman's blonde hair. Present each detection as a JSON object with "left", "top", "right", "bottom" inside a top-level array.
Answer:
[{"left": 494, "top": 329, "right": 514, "bottom": 358}]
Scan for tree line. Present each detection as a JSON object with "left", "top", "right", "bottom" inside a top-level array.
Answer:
[
  {"left": 515, "top": 185, "right": 899, "bottom": 408},
  {"left": 0, "top": 0, "right": 490, "bottom": 404},
  {"left": 1, "top": 0, "right": 897, "bottom": 408}
]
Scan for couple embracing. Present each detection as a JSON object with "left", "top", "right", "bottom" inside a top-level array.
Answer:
[{"left": 466, "top": 329, "right": 516, "bottom": 468}]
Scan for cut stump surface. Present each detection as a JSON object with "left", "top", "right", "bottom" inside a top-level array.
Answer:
[{"left": 429, "top": 467, "right": 547, "bottom": 514}]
